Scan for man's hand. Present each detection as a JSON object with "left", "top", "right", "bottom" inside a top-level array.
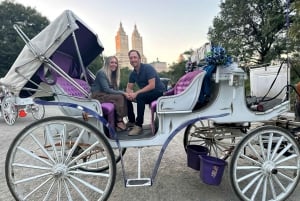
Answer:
[{"left": 125, "top": 92, "right": 136, "bottom": 101}]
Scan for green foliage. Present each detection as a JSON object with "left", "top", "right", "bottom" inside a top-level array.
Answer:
[
  {"left": 289, "top": 0, "right": 300, "bottom": 52},
  {"left": 208, "top": 0, "right": 294, "bottom": 66},
  {"left": 120, "top": 67, "right": 131, "bottom": 90},
  {"left": 87, "top": 55, "right": 105, "bottom": 75},
  {"left": 0, "top": 0, "right": 49, "bottom": 77},
  {"left": 165, "top": 61, "right": 186, "bottom": 83}
]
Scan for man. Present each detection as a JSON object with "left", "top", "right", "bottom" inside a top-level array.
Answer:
[{"left": 125, "top": 50, "right": 165, "bottom": 136}]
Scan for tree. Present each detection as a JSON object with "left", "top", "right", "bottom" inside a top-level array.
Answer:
[
  {"left": 87, "top": 55, "right": 105, "bottom": 75},
  {"left": 120, "top": 67, "right": 131, "bottom": 90},
  {"left": 208, "top": 0, "right": 294, "bottom": 66},
  {"left": 0, "top": 0, "right": 49, "bottom": 77},
  {"left": 289, "top": 0, "right": 300, "bottom": 52},
  {"left": 167, "top": 61, "right": 186, "bottom": 83}
]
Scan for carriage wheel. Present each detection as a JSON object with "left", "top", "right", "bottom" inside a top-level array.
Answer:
[
  {"left": 183, "top": 120, "right": 239, "bottom": 160},
  {"left": 5, "top": 116, "right": 116, "bottom": 201},
  {"left": 30, "top": 104, "right": 45, "bottom": 120},
  {"left": 1, "top": 96, "right": 18, "bottom": 125},
  {"left": 230, "top": 125, "right": 300, "bottom": 201}
]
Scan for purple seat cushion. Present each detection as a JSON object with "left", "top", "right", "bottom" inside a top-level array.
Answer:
[
  {"left": 56, "top": 77, "right": 90, "bottom": 98},
  {"left": 101, "top": 102, "right": 115, "bottom": 127},
  {"left": 55, "top": 77, "right": 115, "bottom": 126}
]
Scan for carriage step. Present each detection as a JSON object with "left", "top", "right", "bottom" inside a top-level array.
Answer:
[{"left": 126, "top": 178, "right": 152, "bottom": 187}]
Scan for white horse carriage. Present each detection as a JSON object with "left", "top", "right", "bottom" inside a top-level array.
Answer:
[{"left": 4, "top": 10, "right": 300, "bottom": 201}]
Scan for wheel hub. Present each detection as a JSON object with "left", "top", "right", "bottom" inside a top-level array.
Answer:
[
  {"left": 52, "top": 164, "right": 68, "bottom": 178},
  {"left": 262, "top": 160, "right": 277, "bottom": 175}
]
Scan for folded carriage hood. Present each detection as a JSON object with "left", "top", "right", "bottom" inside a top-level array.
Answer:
[{"left": 0, "top": 10, "right": 104, "bottom": 96}]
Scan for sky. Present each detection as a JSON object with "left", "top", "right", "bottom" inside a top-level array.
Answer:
[{"left": 10, "top": 0, "right": 221, "bottom": 65}]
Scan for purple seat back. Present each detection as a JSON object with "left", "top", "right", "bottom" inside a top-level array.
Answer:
[
  {"left": 173, "top": 70, "right": 202, "bottom": 95},
  {"left": 51, "top": 52, "right": 80, "bottom": 78}
]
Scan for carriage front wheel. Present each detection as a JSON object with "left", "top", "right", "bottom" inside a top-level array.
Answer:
[
  {"left": 1, "top": 95, "right": 18, "bottom": 125},
  {"left": 30, "top": 103, "right": 45, "bottom": 120},
  {"left": 5, "top": 116, "right": 116, "bottom": 201},
  {"left": 230, "top": 125, "right": 300, "bottom": 201}
]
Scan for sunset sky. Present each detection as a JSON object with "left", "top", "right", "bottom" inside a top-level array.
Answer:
[{"left": 10, "top": 0, "right": 221, "bottom": 65}]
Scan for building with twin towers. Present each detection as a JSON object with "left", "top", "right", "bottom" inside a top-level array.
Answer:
[
  {"left": 115, "top": 23, "right": 168, "bottom": 72},
  {"left": 115, "top": 23, "right": 147, "bottom": 68}
]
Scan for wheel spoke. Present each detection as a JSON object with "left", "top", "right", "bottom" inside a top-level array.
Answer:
[
  {"left": 57, "top": 179, "right": 62, "bottom": 200},
  {"left": 273, "top": 144, "right": 293, "bottom": 162},
  {"left": 30, "top": 133, "right": 56, "bottom": 164},
  {"left": 68, "top": 174, "right": 105, "bottom": 194},
  {"left": 69, "top": 170, "right": 109, "bottom": 177},
  {"left": 45, "top": 125, "right": 60, "bottom": 162},
  {"left": 242, "top": 174, "right": 261, "bottom": 194},
  {"left": 237, "top": 170, "right": 261, "bottom": 183},
  {"left": 269, "top": 176, "right": 277, "bottom": 200},
  {"left": 273, "top": 174, "right": 287, "bottom": 192},
  {"left": 240, "top": 153, "right": 262, "bottom": 166},
  {"left": 275, "top": 154, "right": 298, "bottom": 165},
  {"left": 69, "top": 157, "right": 108, "bottom": 170},
  {"left": 14, "top": 172, "right": 52, "bottom": 184},
  {"left": 236, "top": 165, "right": 260, "bottom": 170},
  {"left": 251, "top": 176, "right": 264, "bottom": 201},
  {"left": 259, "top": 135, "right": 266, "bottom": 160},
  {"left": 248, "top": 142, "right": 264, "bottom": 163},
  {"left": 17, "top": 146, "right": 53, "bottom": 167},
  {"left": 270, "top": 136, "right": 284, "bottom": 160},
  {"left": 12, "top": 163, "right": 51, "bottom": 170},
  {"left": 23, "top": 177, "right": 53, "bottom": 200},
  {"left": 42, "top": 179, "right": 56, "bottom": 201},
  {"left": 60, "top": 124, "right": 67, "bottom": 164},
  {"left": 277, "top": 171, "right": 297, "bottom": 182},
  {"left": 262, "top": 177, "right": 267, "bottom": 201},
  {"left": 63, "top": 179, "right": 73, "bottom": 201},
  {"left": 67, "top": 141, "right": 100, "bottom": 166},
  {"left": 266, "top": 133, "right": 273, "bottom": 160},
  {"left": 64, "top": 129, "right": 85, "bottom": 163},
  {"left": 66, "top": 177, "right": 89, "bottom": 201}
]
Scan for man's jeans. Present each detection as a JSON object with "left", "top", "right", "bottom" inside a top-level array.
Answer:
[{"left": 127, "top": 90, "right": 163, "bottom": 127}]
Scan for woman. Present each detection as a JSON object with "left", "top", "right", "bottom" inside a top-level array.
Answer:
[{"left": 91, "top": 56, "right": 127, "bottom": 131}]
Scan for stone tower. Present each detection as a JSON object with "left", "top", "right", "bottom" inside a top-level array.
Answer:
[
  {"left": 115, "top": 22, "right": 130, "bottom": 68},
  {"left": 115, "top": 23, "right": 147, "bottom": 68},
  {"left": 132, "top": 24, "right": 147, "bottom": 63}
]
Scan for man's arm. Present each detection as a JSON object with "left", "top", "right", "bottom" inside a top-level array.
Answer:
[
  {"left": 136, "top": 78, "right": 155, "bottom": 94},
  {"left": 129, "top": 78, "right": 155, "bottom": 100}
]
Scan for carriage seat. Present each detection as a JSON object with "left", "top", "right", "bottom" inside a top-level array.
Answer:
[
  {"left": 149, "top": 70, "right": 205, "bottom": 133},
  {"left": 52, "top": 77, "right": 115, "bottom": 126}
]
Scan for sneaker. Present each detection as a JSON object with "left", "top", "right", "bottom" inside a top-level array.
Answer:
[
  {"left": 128, "top": 125, "right": 143, "bottom": 136},
  {"left": 126, "top": 122, "right": 135, "bottom": 128}
]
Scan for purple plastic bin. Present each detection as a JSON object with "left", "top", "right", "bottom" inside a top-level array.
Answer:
[
  {"left": 199, "top": 155, "right": 227, "bottom": 185},
  {"left": 187, "top": 145, "right": 208, "bottom": 170}
]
